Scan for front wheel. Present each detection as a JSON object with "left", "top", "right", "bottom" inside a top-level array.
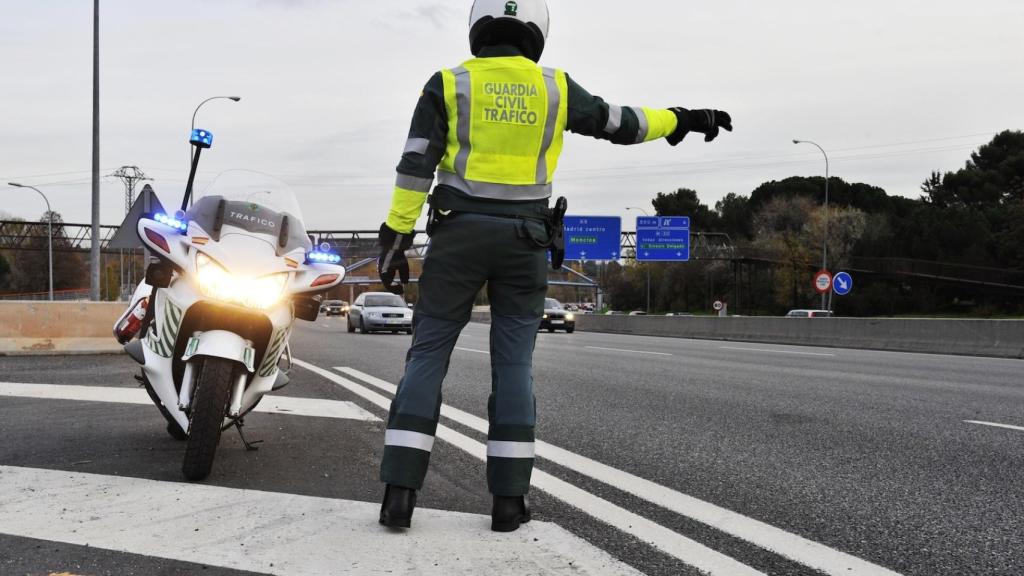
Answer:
[
  {"left": 347, "top": 318, "right": 355, "bottom": 333},
  {"left": 182, "top": 357, "right": 237, "bottom": 481},
  {"left": 360, "top": 318, "right": 370, "bottom": 335},
  {"left": 566, "top": 327, "right": 575, "bottom": 334}
]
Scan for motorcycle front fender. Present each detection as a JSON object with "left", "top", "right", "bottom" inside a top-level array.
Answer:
[{"left": 181, "top": 330, "right": 256, "bottom": 373}]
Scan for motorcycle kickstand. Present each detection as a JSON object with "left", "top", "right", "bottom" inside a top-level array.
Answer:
[{"left": 233, "top": 419, "right": 263, "bottom": 452}]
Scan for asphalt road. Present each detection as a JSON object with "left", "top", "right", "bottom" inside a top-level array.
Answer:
[{"left": 1, "top": 316, "right": 1022, "bottom": 576}]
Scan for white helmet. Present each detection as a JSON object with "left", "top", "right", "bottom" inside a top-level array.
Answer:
[{"left": 469, "top": 0, "right": 550, "bottom": 62}]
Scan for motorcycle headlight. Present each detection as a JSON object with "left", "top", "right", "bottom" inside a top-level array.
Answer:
[{"left": 196, "top": 253, "right": 288, "bottom": 310}]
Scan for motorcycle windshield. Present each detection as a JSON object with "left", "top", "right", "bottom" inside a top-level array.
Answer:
[{"left": 186, "top": 170, "right": 312, "bottom": 256}]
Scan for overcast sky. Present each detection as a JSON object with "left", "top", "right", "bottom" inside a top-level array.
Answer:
[{"left": 2, "top": 0, "right": 1023, "bottom": 229}]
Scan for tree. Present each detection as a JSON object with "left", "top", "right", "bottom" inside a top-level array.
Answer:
[
  {"left": 651, "top": 188, "right": 720, "bottom": 230},
  {"left": 0, "top": 251, "right": 11, "bottom": 292},
  {"left": 923, "top": 130, "right": 1024, "bottom": 207},
  {"left": 749, "top": 176, "right": 890, "bottom": 214},
  {"left": 7, "top": 211, "right": 88, "bottom": 294},
  {"left": 715, "top": 193, "right": 753, "bottom": 241},
  {"left": 753, "top": 196, "right": 817, "bottom": 308}
]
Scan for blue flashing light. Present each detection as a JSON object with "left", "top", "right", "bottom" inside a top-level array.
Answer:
[
  {"left": 307, "top": 251, "right": 342, "bottom": 264},
  {"left": 154, "top": 213, "right": 188, "bottom": 233},
  {"left": 190, "top": 128, "right": 214, "bottom": 149}
]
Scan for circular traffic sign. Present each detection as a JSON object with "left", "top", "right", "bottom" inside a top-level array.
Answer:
[
  {"left": 713, "top": 300, "right": 724, "bottom": 311},
  {"left": 832, "top": 271, "right": 853, "bottom": 296},
  {"left": 814, "top": 270, "right": 832, "bottom": 294}
]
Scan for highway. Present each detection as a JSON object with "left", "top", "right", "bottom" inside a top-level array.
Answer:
[{"left": 1, "top": 318, "right": 1022, "bottom": 575}]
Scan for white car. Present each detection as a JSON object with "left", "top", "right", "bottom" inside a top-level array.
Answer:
[
  {"left": 785, "top": 309, "right": 834, "bottom": 318},
  {"left": 348, "top": 292, "right": 414, "bottom": 334}
]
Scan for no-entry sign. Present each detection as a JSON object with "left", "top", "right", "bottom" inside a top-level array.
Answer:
[{"left": 814, "top": 270, "right": 832, "bottom": 294}]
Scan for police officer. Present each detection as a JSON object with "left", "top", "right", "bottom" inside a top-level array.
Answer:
[{"left": 377, "top": 0, "right": 732, "bottom": 532}]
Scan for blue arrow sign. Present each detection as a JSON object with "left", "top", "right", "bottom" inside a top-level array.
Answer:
[
  {"left": 563, "top": 216, "right": 622, "bottom": 261},
  {"left": 636, "top": 216, "right": 690, "bottom": 262},
  {"left": 833, "top": 271, "right": 853, "bottom": 295}
]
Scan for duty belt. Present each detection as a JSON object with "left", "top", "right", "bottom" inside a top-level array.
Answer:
[
  {"left": 427, "top": 187, "right": 567, "bottom": 270},
  {"left": 428, "top": 187, "right": 552, "bottom": 222}
]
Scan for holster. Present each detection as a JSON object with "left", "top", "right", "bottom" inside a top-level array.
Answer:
[{"left": 548, "top": 196, "right": 567, "bottom": 271}]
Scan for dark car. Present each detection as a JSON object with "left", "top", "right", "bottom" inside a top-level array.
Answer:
[
  {"left": 322, "top": 300, "right": 348, "bottom": 316},
  {"left": 348, "top": 292, "right": 414, "bottom": 334},
  {"left": 540, "top": 298, "right": 575, "bottom": 333}
]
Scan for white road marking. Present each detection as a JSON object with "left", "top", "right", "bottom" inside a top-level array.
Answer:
[
  {"left": 964, "top": 420, "right": 1024, "bottom": 432},
  {"left": 0, "top": 382, "right": 380, "bottom": 422},
  {"left": 455, "top": 346, "right": 489, "bottom": 354},
  {"left": 299, "top": 361, "right": 764, "bottom": 576},
  {"left": 336, "top": 365, "right": 903, "bottom": 576},
  {"left": 585, "top": 346, "right": 673, "bottom": 356},
  {"left": 720, "top": 346, "right": 836, "bottom": 357},
  {"left": 0, "top": 465, "right": 644, "bottom": 576}
]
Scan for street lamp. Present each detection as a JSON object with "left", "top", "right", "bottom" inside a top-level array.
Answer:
[
  {"left": 189, "top": 96, "right": 241, "bottom": 175},
  {"left": 8, "top": 183, "right": 54, "bottom": 301},
  {"left": 192, "top": 95, "right": 241, "bottom": 132},
  {"left": 793, "top": 139, "right": 830, "bottom": 311},
  {"left": 626, "top": 206, "right": 652, "bottom": 314}
]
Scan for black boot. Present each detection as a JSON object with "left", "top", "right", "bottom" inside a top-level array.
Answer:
[
  {"left": 491, "top": 494, "right": 531, "bottom": 532},
  {"left": 379, "top": 484, "right": 416, "bottom": 528}
]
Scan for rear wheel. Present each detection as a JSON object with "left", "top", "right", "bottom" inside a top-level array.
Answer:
[{"left": 182, "top": 357, "right": 236, "bottom": 481}]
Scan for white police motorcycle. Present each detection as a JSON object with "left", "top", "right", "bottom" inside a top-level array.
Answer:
[{"left": 114, "top": 128, "right": 345, "bottom": 481}]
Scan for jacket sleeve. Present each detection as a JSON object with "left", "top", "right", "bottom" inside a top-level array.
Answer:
[
  {"left": 564, "top": 73, "right": 678, "bottom": 145},
  {"left": 385, "top": 72, "right": 448, "bottom": 234}
]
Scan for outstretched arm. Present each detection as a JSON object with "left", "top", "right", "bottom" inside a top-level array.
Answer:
[{"left": 565, "top": 74, "right": 732, "bottom": 146}]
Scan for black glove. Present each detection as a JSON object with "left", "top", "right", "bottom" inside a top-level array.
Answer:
[
  {"left": 377, "top": 223, "right": 413, "bottom": 295},
  {"left": 667, "top": 108, "right": 733, "bottom": 145}
]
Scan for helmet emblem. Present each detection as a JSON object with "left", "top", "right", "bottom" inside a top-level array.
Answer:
[{"left": 504, "top": 1, "right": 518, "bottom": 16}]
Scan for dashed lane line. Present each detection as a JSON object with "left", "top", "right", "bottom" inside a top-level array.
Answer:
[
  {"left": 454, "top": 346, "right": 490, "bottom": 354},
  {"left": 294, "top": 360, "right": 765, "bottom": 576},
  {"left": 0, "top": 465, "right": 644, "bottom": 576},
  {"left": 720, "top": 346, "right": 836, "bottom": 357},
  {"left": 964, "top": 420, "right": 1024, "bottom": 432},
  {"left": 0, "top": 382, "right": 380, "bottom": 422},
  {"left": 335, "top": 365, "right": 903, "bottom": 576},
  {"left": 584, "top": 346, "right": 674, "bottom": 356}
]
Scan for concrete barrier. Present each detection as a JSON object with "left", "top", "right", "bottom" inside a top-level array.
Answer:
[
  {"left": 571, "top": 315, "right": 1024, "bottom": 359},
  {"left": 0, "top": 302, "right": 124, "bottom": 356}
]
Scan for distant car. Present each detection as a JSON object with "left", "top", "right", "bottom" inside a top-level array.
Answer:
[
  {"left": 348, "top": 292, "right": 414, "bottom": 334},
  {"left": 665, "top": 312, "right": 693, "bottom": 317},
  {"left": 785, "top": 309, "right": 834, "bottom": 318},
  {"left": 628, "top": 310, "right": 646, "bottom": 316},
  {"left": 322, "top": 300, "right": 348, "bottom": 316},
  {"left": 540, "top": 298, "right": 575, "bottom": 333}
]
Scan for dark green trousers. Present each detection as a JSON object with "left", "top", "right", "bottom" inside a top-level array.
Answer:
[{"left": 380, "top": 213, "right": 549, "bottom": 496}]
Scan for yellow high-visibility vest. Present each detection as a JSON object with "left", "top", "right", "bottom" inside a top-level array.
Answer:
[{"left": 438, "top": 56, "right": 568, "bottom": 201}]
